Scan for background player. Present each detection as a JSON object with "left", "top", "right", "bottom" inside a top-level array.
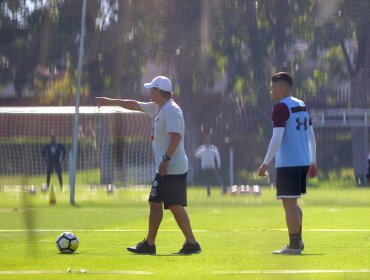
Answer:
[
  {"left": 42, "top": 133, "right": 66, "bottom": 191},
  {"left": 195, "top": 137, "right": 226, "bottom": 196}
]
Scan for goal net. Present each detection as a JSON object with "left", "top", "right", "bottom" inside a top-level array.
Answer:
[{"left": 0, "top": 106, "right": 154, "bottom": 190}]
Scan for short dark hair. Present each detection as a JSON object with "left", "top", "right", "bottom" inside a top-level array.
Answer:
[
  {"left": 160, "top": 89, "right": 172, "bottom": 98},
  {"left": 272, "top": 72, "right": 293, "bottom": 87}
]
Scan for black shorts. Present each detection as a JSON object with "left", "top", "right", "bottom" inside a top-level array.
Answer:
[
  {"left": 47, "top": 162, "right": 62, "bottom": 174},
  {"left": 276, "top": 166, "right": 309, "bottom": 199},
  {"left": 148, "top": 173, "right": 187, "bottom": 209}
]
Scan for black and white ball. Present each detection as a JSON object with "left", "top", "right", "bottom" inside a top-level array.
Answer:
[{"left": 56, "top": 232, "right": 79, "bottom": 254}]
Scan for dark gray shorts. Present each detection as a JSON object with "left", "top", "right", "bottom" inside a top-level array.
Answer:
[
  {"left": 276, "top": 166, "right": 309, "bottom": 199},
  {"left": 148, "top": 173, "right": 187, "bottom": 209}
]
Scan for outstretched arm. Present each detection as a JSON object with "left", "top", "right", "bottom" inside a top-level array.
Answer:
[{"left": 95, "top": 97, "right": 143, "bottom": 112}]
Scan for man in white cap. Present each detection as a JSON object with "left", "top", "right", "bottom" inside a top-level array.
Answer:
[{"left": 95, "top": 76, "right": 201, "bottom": 255}]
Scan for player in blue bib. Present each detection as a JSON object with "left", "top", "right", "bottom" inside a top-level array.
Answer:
[{"left": 258, "top": 72, "right": 318, "bottom": 255}]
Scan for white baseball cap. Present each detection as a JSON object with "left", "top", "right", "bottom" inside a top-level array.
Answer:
[{"left": 144, "top": 76, "right": 172, "bottom": 92}]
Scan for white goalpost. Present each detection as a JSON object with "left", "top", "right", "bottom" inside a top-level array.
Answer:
[
  {"left": 70, "top": 0, "right": 87, "bottom": 204},
  {"left": 0, "top": 106, "right": 155, "bottom": 193}
]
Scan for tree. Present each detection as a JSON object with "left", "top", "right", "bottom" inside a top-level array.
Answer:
[
  {"left": 156, "top": 0, "right": 204, "bottom": 179},
  {"left": 0, "top": 0, "right": 40, "bottom": 97},
  {"left": 208, "top": 0, "right": 313, "bottom": 177},
  {"left": 0, "top": 0, "right": 162, "bottom": 102},
  {"left": 297, "top": 0, "right": 370, "bottom": 183}
]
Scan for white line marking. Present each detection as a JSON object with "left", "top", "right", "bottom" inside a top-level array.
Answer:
[
  {"left": 215, "top": 269, "right": 370, "bottom": 275},
  {"left": 0, "top": 270, "right": 152, "bottom": 275},
  {"left": 234, "top": 228, "right": 370, "bottom": 233},
  {"left": 268, "top": 229, "right": 370, "bottom": 232},
  {"left": 0, "top": 228, "right": 369, "bottom": 233},
  {"left": 0, "top": 229, "right": 207, "bottom": 233}
]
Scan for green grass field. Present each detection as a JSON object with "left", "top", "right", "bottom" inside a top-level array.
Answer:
[{"left": 1, "top": 182, "right": 370, "bottom": 280}]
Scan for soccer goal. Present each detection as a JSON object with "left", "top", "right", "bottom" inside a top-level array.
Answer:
[{"left": 0, "top": 106, "right": 155, "bottom": 190}]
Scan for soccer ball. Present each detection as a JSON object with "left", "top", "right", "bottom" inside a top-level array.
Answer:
[{"left": 56, "top": 232, "right": 79, "bottom": 254}]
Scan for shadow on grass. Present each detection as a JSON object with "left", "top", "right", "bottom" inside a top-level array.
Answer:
[
  {"left": 300, "top": 253, "right": 326, "bottom": 256},
  {"left": 275, "top": 253, "right": 326, "bottom": 256},
  {"left": 126, "top": 253, "right": 199, "bottom": 257}
]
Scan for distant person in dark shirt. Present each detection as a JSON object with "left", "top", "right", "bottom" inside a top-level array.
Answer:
[
  {"left": 42, "top": 134, "right": 66, "bottom": 191},
  {"left": 366, "top": 153, "right": 370, "bottom": 185}
]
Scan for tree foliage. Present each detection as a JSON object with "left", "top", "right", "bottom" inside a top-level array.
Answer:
[{"left": 0, "top": 0, "right": 369, "bottom": 108}]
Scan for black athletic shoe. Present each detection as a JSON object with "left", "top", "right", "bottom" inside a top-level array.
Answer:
[
  {"left": 174, "top": 241, "right": 201, "bottom": 255},
  {"left": 127, "top": 239, "right": 156, "bottom": 255},
  {"left": 299, "top": 240, "right": 304, "bottom": 251},
  {"left": 273, "top": 246, "right": 301, "bottom": 255}
]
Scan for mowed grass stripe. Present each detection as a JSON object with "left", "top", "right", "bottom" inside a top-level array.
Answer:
[
  {"left": 215, "top": 269, "right": 370, "bottom": 275},
  {"left": 2, "top": 269, "right": 370, "bottom": 275},
  {"left": 0, "top": 270, "right": 152, "bottom": 275}
]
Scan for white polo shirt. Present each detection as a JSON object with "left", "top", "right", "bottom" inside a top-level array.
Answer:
[{"left": 139, "top": 100, "right": 188, "bottom": 175}]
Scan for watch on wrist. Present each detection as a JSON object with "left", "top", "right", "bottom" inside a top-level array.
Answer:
[{"left": 163, "top": 155, "right": 171, "bottom": 162}]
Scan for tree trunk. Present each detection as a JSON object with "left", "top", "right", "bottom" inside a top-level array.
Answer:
[
  {"left": 350, "top": 69, "right": 370, "bottom": 185},
  {"left": 346, "top": 25, "right": 370, "bottom": 185},
  {"left": 175, "top": 55, "right": 196, "bottom": 184}
]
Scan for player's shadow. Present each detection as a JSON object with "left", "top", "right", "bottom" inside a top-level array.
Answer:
[
  {"left": 71, "top": 204, "right": 81, "bottom": 208},
  {"left": 300, "top": 253, "right": 326, "bottom": 256},
  {"left": 155, "top": 253, "right": 193, "bottom": 257},
  {"left": 126, "top": 253, "right": 195, "bottom": 257},
  {"left": 279, "top": 253, "right": 325, "bottom": 256}
]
